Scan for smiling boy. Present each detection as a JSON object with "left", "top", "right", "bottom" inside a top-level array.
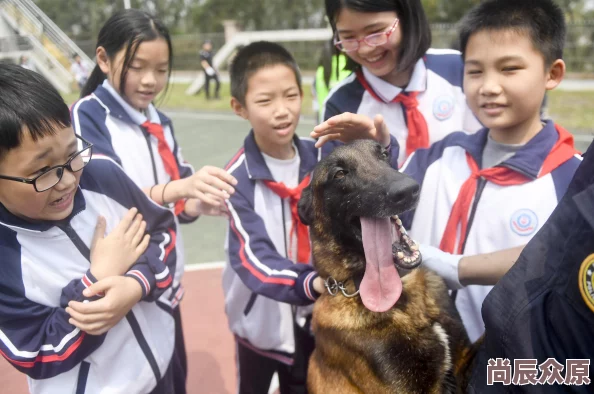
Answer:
[{"left": 222, "top": 41, "right": 399, "bottom": 393}]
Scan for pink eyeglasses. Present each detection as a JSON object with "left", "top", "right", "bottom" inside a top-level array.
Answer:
[{"left": 334, "top": 18, "right": 400, "bottom": 53}]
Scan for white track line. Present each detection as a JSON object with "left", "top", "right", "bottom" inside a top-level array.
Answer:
[
  {"left": 164, "top": 110, "right": 316, "bottom": 125},
  {"left": 185, "top": 261, "right": 226, "bottom": 271}
]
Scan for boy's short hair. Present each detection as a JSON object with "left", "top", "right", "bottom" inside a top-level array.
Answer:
[
  {"left": 230, "top": 41, "right": 302, "bottom": 106},
  {"left": 0, "top": 64, "right": 71, "bottom": 158},
  {"left": 459, "top": 0, "right": 565, "bottom": 66}
]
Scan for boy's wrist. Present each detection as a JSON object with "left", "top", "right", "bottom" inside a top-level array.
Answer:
[{"left": 122, "top": 276, "right": 144, "bottom": 303}]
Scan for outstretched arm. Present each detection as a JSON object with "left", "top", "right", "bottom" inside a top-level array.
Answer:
[{"left": 419, "top": 244, "right": 525, "bottom": 289}]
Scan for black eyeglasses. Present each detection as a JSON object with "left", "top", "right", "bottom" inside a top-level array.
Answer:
[{"left": 0, "top": 135, "right": 93, "bottom": 192}]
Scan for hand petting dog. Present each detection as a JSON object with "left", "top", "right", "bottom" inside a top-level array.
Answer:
[{"left": 311, "top": 113, "right": 391, "bottom": 148}]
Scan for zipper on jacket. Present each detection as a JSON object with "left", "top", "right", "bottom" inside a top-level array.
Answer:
[
  {"left": 58, "top": 222, "right": 91, "bottom": 261},
  {"left": 75, "top": 361, "right": 90, "bottom": 394},
  {"left": 243, "top": 292, "right": 258, "bottom": 316},
  {"left": 459, "top": 177, "right": 488, "bottom": 254},
  {"left": 59, "top": 222, "right": 163, "bottom": 383},
  {"left": 142, "top": 130, "right": 160, "bottom": 185},
  {"left": 451, "top": 177, "right": 487, "bottom": 303},
  {"left": 281, "top": 196, "right": 288, "bottom": 258},
  {"left": 126, "top": 312, "right": 162, "bottom": 382}
]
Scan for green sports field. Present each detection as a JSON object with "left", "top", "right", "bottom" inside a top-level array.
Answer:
[
  {"left": 161, "top": 109, "right": 593, "bottom": 266},
  {"left": 166, "top": 110, "right": 316, "bottom": 264}
]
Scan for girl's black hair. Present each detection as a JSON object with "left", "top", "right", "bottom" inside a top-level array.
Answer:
[
  {"left": 81, "top": 9, "right": 173, "bottom": 99},
  {"left": 0, "top": 64, "right": 70, "bottom": 158},
  {"left": 324, "top": 0, "right": 431, "bottom": 75}
]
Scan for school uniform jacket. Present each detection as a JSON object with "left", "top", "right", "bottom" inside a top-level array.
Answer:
[
  {"left": 71, "top": 82, "right": 193, "bottom": 306},
  {"left": 400, "top": 120, "right": 582, "bottom": 342},
  {"left": 223, "top": 132, "right": 400, "bottom": 363},
  {"left": 323, "top": 49, "right": 482, "bottom": 165},
  {"left": 0, "top": 157, "right": 177, "bottom": 394}
]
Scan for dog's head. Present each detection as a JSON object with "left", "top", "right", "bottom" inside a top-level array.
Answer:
[{"left": 298, "top": 140, "right": 421, "bottom": 312}]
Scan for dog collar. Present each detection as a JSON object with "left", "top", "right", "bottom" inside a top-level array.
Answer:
[{"left": 324, "top": 276, "right": 360, "bottom": 298}]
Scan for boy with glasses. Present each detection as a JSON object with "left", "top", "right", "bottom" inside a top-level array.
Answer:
[{"left": 0, "top": 64, "right": 180, "bottom": 393}]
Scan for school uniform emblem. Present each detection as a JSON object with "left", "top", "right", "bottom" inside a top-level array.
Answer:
[
  {"left": 510, "top": 209, "right": 538, "bottom": 236},
  {"left": 433, "top": 95, "right": 455, "bottom": 120},
  {"left": 579, "top": 253, "right": 594, "bottom": 313}
]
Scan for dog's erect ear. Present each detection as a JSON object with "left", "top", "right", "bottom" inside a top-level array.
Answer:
[{"left": 298, "top": 185, "right": 314, "bottom": 226}]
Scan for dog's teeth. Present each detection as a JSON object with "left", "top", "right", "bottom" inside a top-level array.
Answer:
[
  {"left": 410, "top": 243, "right": 419, "bottom": 251},
  {"left": 397, "top": 252, "right": 404, "bottom": 260},
  {"left": 396, "top": 218, "right": 402, "bottom": 226}
]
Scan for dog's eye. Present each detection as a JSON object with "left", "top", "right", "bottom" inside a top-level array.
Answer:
[
  {"left": 334, "top": 170, "right": 347, "bottom": 179},
  {"left": 380, "top": 150, "right": 389, "bottom": 160}
]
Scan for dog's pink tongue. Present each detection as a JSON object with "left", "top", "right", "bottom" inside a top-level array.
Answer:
[{"left": 359, "top": 217, "right": 402, "bottom": 312}]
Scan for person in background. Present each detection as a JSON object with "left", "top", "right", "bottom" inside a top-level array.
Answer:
[
  {"left": 200, "top": 39, "right": 221, "bottom": 100},
  {"left": 313, "top": 39, "right": 351, "bottom": 123},
  {"left": 70, "top": 53, "right": 89, "bottom": 92}
]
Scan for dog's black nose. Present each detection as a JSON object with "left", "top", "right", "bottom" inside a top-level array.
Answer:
[{"left": 387, "top": 177, "right": 420, "bottom": 203}]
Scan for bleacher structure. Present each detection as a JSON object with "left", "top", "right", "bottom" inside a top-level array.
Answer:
[{"left": 0, "top": 0, "right": 93, "bottom": 93}]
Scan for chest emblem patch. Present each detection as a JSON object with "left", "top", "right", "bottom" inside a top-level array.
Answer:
[
  {"left": 510, "top": 209, "right": 538, "bottom": 236},
  {"left": 579, "top": 254, "right": 594, "bottom": 313},
  {"left": 433, "top": 95, "right": 455, "bottom": 121}
]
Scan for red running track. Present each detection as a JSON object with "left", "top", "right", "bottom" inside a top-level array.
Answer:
[{"left": 0, "top": 268, "right": 238, "bottom": 394}]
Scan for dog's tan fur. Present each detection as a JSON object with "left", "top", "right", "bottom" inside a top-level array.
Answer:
[{"left": 299, "top": 141, "right": 470, "bottom": 393}]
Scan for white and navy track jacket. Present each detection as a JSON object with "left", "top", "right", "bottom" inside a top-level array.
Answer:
[
  {"left": 323, "top": 49, "right": 482, "bottom": 165},
  {"left": 400, "top": 120, "right": 582, "bottom": 342},
  {"left": 0, "top": 157, "right": 177, "bottom": 394},
  {"left": 223, "top": 132, "right": 400, "bottom": 362},
  {"left": 71, "top": 81, "right": 194, "bottom": 305}
]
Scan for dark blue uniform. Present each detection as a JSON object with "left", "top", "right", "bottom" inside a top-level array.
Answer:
[{"left": 469, "top": 141, "right": 594, "bottom": 392}]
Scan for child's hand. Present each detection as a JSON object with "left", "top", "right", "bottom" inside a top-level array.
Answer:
[
  {"left": 90, "top": 209, "right": 150, "bottom": 280},
  {"left": 311, "top": 113, "right": 391, "bottom": 148},
  {"left": 313, "top": 276, "right": 325, "bottom": 295},
  {"left": 179, "top": 165, "right": 237, "bottom": 207},
  {"left": 185, "top": 197, "right": 229, "bottom": 217},
  {"left": 66, "top": 276, "right": 143, "bottom": 335}
]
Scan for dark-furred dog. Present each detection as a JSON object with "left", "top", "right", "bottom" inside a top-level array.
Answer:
[{"left": 298, "top": 140, "right": 470, "bottom": 394}]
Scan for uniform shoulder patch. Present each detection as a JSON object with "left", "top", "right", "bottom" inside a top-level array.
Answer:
[{"left": 578, "top": 253, "right": 594, "bottom": 313}]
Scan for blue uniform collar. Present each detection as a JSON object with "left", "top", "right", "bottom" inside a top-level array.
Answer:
[
  {"left": 0, "top": 187, "right": 86, "bottom": 232},
  {"left": 92, "top": 85, "right": 172, "bottom": 128},
  {"left": 243, "top": 131, "right": 318, "bottom": 182},
  {"left": 457, "top": 120, "right": 559, "bottom": 179}
]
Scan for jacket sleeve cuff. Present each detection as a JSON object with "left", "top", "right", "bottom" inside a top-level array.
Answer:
[
  {"left": 125, "top": 265, "right": 156, "bottom": 299},
  {"left": 296, "top": 271, "right": 320, "bottom": 303},
  {"left": 60, "top": 270, "right": 102, "bottom": 307}
]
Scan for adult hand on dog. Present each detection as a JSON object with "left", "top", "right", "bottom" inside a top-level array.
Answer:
[
  {"left": 174, "top": 165, "right": 237, "bottom": 207},
  {"left": 66, "top": 276, "right": 142, "bottom": 336},
  {"left": 90, "top": 209, "right": 150, "bottom": 281},
  {"left": 311, "top": 113, "right": 391, "bottom": 148}
]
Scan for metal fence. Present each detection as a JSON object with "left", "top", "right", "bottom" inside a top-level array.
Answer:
[{"left": 74, "top": 22, "right": 594, "bottom": 73}]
